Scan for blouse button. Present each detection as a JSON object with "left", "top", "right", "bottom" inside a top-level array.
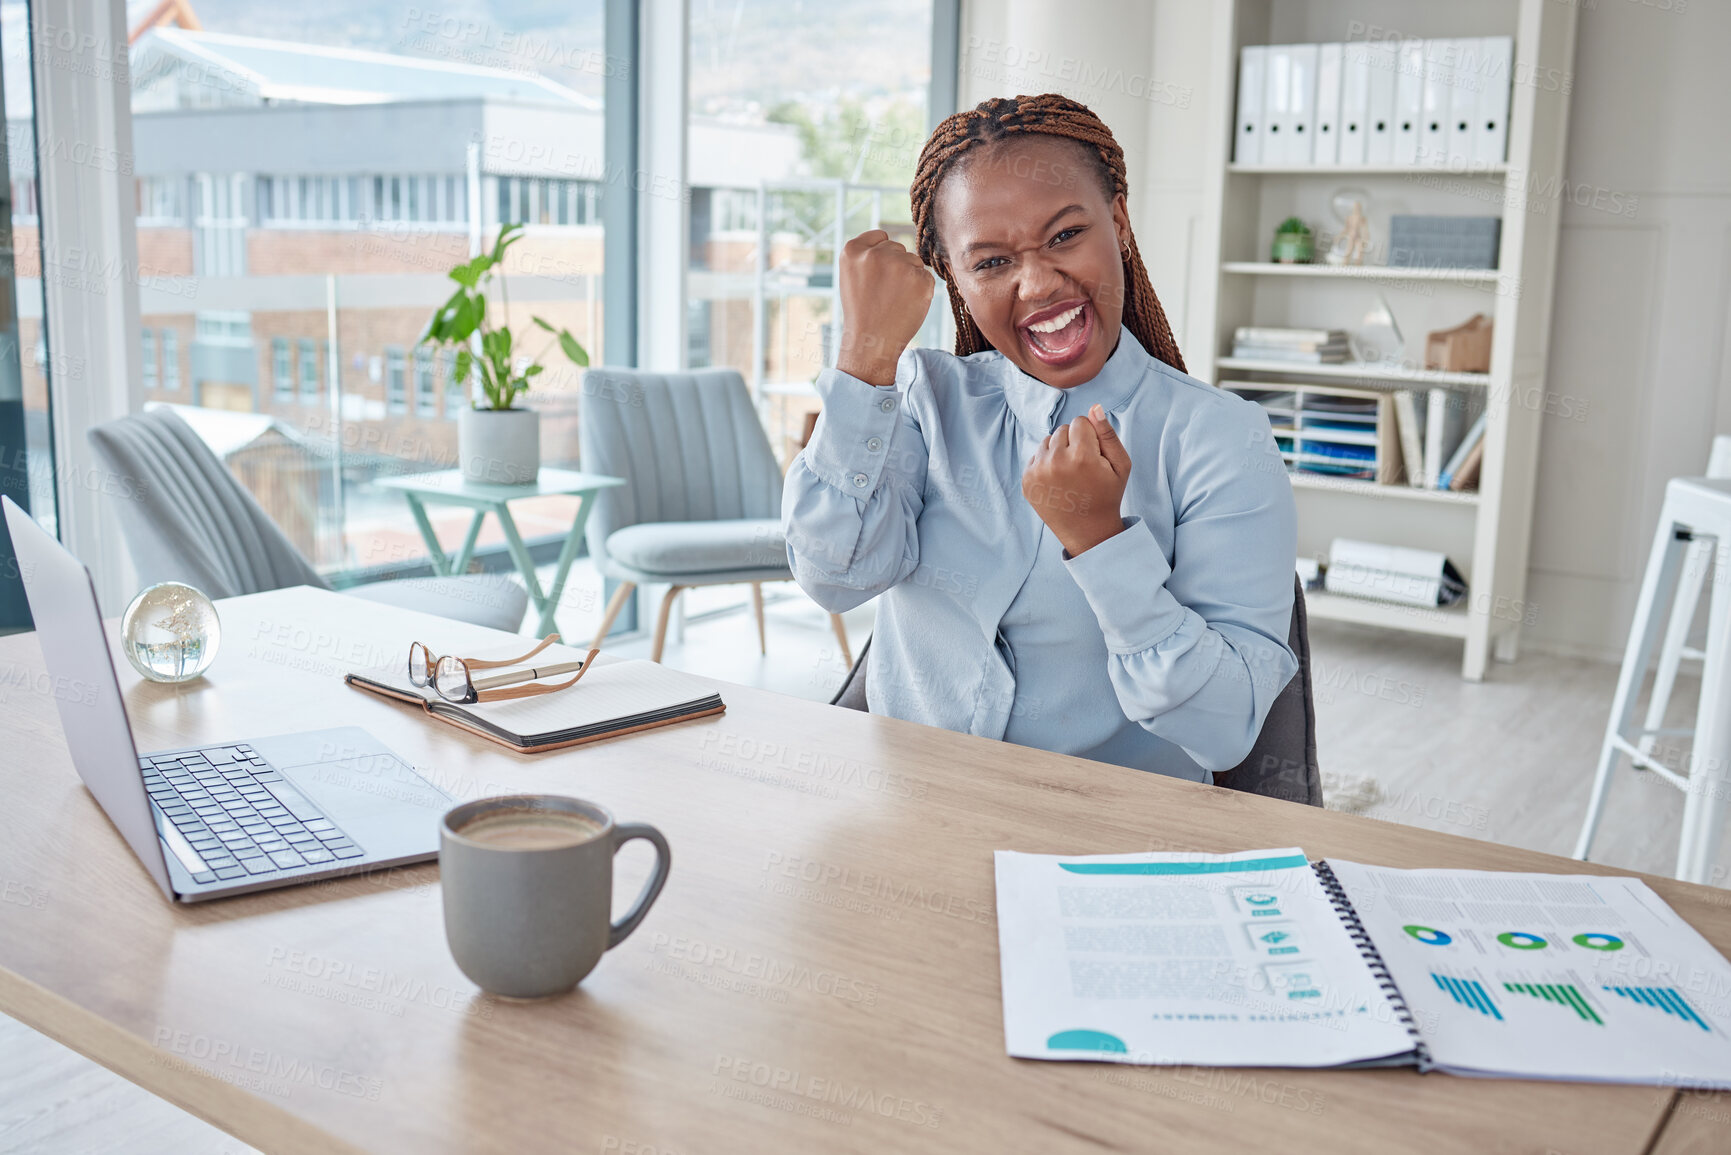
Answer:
[
  {"left": 851, "top": 472, "right": 869, "bottom": 488},
  {"left": 866, "top": 437, "right": 883, "bottom": 452},
  {"left": 879, "top": 396, "right": 897, "bottom": 412}
]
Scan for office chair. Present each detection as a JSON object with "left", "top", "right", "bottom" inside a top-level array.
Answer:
[
  {"left": 578, "top": 367, "right": 850, "bottom": 664},
  {"left": 831, "top": 575, "right": 1323, "bottom": 806},
  {"left": 87, "top": 407, "right": 528, "bottom": 632}
]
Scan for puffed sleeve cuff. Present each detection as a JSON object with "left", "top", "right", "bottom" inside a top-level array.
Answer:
[
  {"left": 804, "top": 362, "right": 911, "bottom": 496},
  {"left": 1063, "top": 517, "right": 1188, "bottom": 654}
]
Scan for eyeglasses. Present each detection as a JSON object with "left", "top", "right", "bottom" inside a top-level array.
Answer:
[{"left": 407, "top": 634, "right": 601, "bottom": 705}]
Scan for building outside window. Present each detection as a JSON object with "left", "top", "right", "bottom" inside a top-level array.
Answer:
[{"left": 271, "top": 337, "right": 292, "bottom": 399}]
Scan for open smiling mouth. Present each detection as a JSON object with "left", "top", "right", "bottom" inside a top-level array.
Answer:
[{"left": 1019, "top": 299, "right": 1095, "bottom": 368}]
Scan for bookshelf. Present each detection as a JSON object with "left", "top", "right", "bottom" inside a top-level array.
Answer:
[{"left": 1187, "top": 0, "right": 1578, "bottom": 680}]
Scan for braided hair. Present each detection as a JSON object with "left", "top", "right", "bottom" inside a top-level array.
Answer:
[{"left": 911, "top": 93, "right": 1186, "bottom": 375}]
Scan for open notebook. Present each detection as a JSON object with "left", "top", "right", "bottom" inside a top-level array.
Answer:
[
  {"left": 345, "top": 643, "right": 724, "bottom": 752},
  {"left": 995, "top": 848, "right": 1731, "bottom": 1087}
]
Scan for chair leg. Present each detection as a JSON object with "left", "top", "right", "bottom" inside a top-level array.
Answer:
[
  {"left": 1641, "top": 537, "right": 1710, "bottom": 761},
  {"left": 1575, "top": 517, "right": 1686, "bottom": 860},
  {"left": 751, "top": 582, "right": 767, "bottom": 654},
  {"left": 829, "top": 612, "right": 852, "bottom": 669},
  {"left": 651, "top": 585, "right": 686, "bottom": 663},
  {"left": 590, "top": 581, "right": 636, "bottom": 652},
  {"left": 1679, "top": 538, "right": 1731, "bottom": 882}
]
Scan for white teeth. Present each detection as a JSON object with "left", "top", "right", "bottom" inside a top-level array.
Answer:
[{"left": 1027, "top": 304, "right": 1084, "bottom": 334}]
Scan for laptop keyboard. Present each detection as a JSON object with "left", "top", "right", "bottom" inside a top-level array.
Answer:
[{"left": 140, "top": 744, "right": 364, "bottom": 885}]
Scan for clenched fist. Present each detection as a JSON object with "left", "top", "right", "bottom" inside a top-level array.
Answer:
[
  {"left": 1022, "top": 404, "right": 1132, "bottom": 556},
  {"left": 836, "top": 229, "right": 936, "bottom": 387}
]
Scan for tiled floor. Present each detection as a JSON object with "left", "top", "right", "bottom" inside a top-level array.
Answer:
[{"left": 5, "top": 574, "right": 1726, "bottom": 1151}]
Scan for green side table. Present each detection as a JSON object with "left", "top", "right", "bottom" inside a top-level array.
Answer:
[{"left": 374, "top": 468, "right": 626, "bottom": 639}]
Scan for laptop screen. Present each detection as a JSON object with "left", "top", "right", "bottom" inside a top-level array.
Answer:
[{"left": 2, "top": 497, "right": 174, "bottom": 898}]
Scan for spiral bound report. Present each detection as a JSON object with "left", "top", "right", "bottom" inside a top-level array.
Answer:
[
  {"left": 1312, "top": 859, "right": 1433, "bottom": 1072},
  {"left": 997, "top": 848, "right": 1731, "bottom": 1084}
]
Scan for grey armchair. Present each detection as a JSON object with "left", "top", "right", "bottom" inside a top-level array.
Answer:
[
  {"left": 579, "top": 367, "right": 851, "bottom": 664},
  {"left": 830, "top": 576, "right": 1323, "bottom": 806},
  {"left": 87, "top": 407, "right": 528, "bottom": 632}
]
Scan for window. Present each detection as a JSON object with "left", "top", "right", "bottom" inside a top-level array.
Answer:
[
  {"left": 687, "top": 0, "right": 941, "bottom": 459},
  {"left": 385, "top": 347, "right": 407, "bottom": 414},
  {"left": 298, "top": 338, "right": 319, "bottom": 402},
  {"left": 497, "top": 177, "right": 602, "bottom": 227},
  {"left": 142, "top": 329, "right": 158, "bottom": 390},
  {"left": 10, "top": 177, "right": 38, "bottom": 224},
  {"left": 272, "top": 338, "right": 292, "bottom": 399},
  {"left": 162, "top": 330, "right": 180, "bottom": 391},
  {"left": 137, "top": 176, "right": 184, "bottom": 225},
  {"left": 196, "top": 312, "right": 253, "bottom": 345},
  {"left": 257, "top": 173, "right": 470, "bottom": 228},
  {"left": 130, "top": 0, "right": 613, "bottom": 581},
  {"left": 415, "top": 347, "right": 436, "bottom": 416}
]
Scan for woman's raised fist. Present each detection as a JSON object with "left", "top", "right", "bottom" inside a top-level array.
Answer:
[{"left": 835, "top": 229, "right": 936, "bottom": 387}]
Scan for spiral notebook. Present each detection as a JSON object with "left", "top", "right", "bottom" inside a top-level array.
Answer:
[{"left": 994, "top": 849, "right": 1731, "bottom": 1087}]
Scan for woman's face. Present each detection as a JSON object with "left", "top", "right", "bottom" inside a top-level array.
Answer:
[{"left": 933, "top": 135, "right": 1132, "bottom": 389}]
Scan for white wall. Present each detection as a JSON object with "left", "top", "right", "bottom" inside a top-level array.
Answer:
[
  {"left": 962, "top": 0, "right": 1731, "bottom": 662},
  {"left": 1524, "top": 0, "right": 1731, "bottom": 660}
]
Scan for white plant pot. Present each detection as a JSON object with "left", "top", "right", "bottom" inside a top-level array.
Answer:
[{"left": 458, "top": 407, "right": 540, "bottom": 485}]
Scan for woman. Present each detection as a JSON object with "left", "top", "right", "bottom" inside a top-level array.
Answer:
[{"left": 783, "top": 94, "right": 1296, "bottom": 781}]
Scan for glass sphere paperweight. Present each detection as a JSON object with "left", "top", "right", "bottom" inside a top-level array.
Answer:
[{"left": 121, "top": 582, "right": 221, "bottom": 683}]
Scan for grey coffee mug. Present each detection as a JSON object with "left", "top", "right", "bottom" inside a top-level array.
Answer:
[{"left": 440, "top": 794, "right": 671, "bottom": 999}]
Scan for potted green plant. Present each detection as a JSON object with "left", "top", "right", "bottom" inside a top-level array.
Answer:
[
  {"left": 420, "top": 223, "right": 590, "bottom": 485},
  {"left": 1271, "top": 216, "right": 1315, "bottom": 264}
]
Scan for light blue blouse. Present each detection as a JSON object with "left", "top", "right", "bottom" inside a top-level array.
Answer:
[{"left": 782, "top": 326, "right": 1298, "bottom": 778}]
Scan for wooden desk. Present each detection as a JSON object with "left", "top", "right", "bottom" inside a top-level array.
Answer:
[{"left": 2, "top": 586, "right": 1727, "bottom": 1154}]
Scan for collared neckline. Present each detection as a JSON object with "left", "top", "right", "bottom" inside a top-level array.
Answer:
[{"left": 1000, "top": 324, "right": 1153, "bottom": 434}]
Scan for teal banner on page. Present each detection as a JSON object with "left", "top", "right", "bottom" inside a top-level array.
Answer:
[{"left": 1057, "top": 854, "right": 1310, "bottom": 876}]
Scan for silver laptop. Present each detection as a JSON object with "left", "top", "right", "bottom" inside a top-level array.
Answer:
[{"left": 4, "top": 496, "right": 452, "bottom": 903}]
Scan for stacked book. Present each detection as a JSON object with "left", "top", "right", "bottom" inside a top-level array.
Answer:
[{"left": 1232, "top": 326, "right": 1350, "bottom": 364}]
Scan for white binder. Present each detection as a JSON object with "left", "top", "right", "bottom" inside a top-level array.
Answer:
[
  {"left": 1475, "top": 36, "right": 1513, "bottom": 166},
  {"left": 1235, "top": 45, "right": 1268, "bottom": 165},
  {"left": 1313, "top": 42, "right": 1343, "bottom": 166},
  {"left": 1285, "top": 44, "right": 1319, "bottom": 166},
  {"left": 1365, "top": 41, "right": 1397, "bottom": 165},
  {"left": 1264, "top": 45, "right": 1293, "bottom": 165},
  {"left": 1393, "top": 39, "right": 1424, "bottom": 166},
  {"left": 1446, "top": 38, "right": 1484, "bottom": 169},
  {"left": 1339, "top": 41, "right": 1371, "bottom": 166},
  {"left": 1419, "top": 39, "right": 1453, "bottom": 167}
]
